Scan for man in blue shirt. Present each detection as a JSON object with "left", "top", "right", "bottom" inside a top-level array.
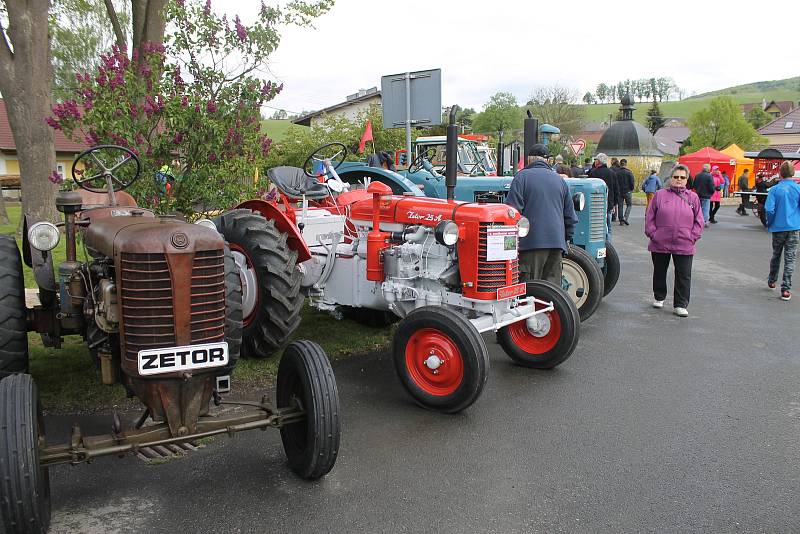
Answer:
[
  {"left": 506, "top": 144, "right": 578, "bottom": 285},
  {"left": 765, "top": 161, "right": 800, "bottom": 301}
]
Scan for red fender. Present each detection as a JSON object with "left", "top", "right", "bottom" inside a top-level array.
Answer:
[{"left": 234, "top": 199, "right": 311, "bottom": 263}]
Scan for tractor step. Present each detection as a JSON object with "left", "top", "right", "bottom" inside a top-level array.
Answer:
[{"left": 135, "top": 440, "right": 207, "bottom": 464}]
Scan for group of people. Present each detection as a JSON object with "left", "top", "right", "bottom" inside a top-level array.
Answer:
[{"left": 506, "top": 143, "right": 800, "bottom": 321}]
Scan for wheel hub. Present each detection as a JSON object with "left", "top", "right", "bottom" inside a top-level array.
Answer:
[
  {"left": 423, "top": 353, "right": 443, "bottom": 371},
  {"left": 232, "top": 250, "right": 258, "bottom": 320},
  {"left": 526, "top": 313, "right": 552, "bottom": 337},
  {"left": 561, "top": 259, "right": 589, "bottom": 307}
]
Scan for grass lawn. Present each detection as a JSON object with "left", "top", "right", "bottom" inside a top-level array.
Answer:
[
  {"left": 1, "top": 202, "right": 391, "bottom": 411},
  {"left": 261, "top": 119, "right": 293, "bottom": 142}
]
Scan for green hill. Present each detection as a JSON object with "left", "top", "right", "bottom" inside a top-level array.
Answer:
[
  {"left": 261, "top": 119, "right": 293, "bottom": 142},
  {"left": 581, "top": 76, "right": 800, "bottom": 123}
]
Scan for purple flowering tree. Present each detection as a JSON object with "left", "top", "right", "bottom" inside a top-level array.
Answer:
[{"left": 50, "top": 0, "right": 332, "bottom": 218}]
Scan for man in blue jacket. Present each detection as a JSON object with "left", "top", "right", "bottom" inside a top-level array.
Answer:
[
  {"left": 506, "top": 143, "right": 578, "bottom": 286},
  {"left": 765, "top": 161, "right": 800, "bottom": 301}
]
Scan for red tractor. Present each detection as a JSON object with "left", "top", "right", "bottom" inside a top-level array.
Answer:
[
  {"left": 215, "top": 111, "right": 581, "bottom": 413},
  {"left": 0, "top": 146, "right": 340, "bottom": 534}
]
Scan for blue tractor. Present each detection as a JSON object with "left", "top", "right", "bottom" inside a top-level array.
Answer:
[{"left": 333, "top": 129, "right": 619, "bottom": 322}]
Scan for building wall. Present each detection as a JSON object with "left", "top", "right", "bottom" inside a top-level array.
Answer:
[
  {"left": 308, "top": 96, "right": 381, "bottom": 128},
  {"left": 765, "top": 133, "right": 800, "bottom": 146},
  {"left": 620, "top": 155, "right": 664, "bottom": 189},
  {"left": 0, "top": 156, "right": 77, "bottom": 178}
]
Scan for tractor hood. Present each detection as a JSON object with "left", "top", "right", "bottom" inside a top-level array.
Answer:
[
  {"left": 400, "top": 169, "right": 514, "bottom": 203},
  {"left": 85, "top": 216, "right": 224, "bottom": 258},
  {"left": 349, "top": 195, "right": 521, "bottom": 229}
]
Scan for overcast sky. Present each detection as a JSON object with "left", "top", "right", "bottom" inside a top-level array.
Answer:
[{"left": 227, "top": 0, "right": 797, "bottom": 116}]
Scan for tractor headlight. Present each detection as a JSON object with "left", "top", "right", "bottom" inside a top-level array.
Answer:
[
  {"left": 28, "top": 221, "right": 60, "bottom": 251},
  {"left": 434, "top": 220, "right": 459, "bottom": 246},
  {"left": 517, "top": 217, "right": 530, "bottom": 238},
  {"left": 194, "top": 218, "right": 218, "bottom": 231},
  {"left": 572, "top": 192, "right": 586, "bottom": 212}
]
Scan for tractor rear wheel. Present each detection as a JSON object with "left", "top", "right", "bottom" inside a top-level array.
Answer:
[
  {"left": 223, "top": 244, "right": 243, "bottom": 371},
  {"left": 214, "top": 210, "right": 303, "bottom": 358},
  {"left": 0, "top": 374, "right": 51, "bottom": 534},
  {"left": 0, "top": 235, "right": 29, "bottom": 373},
  {"left": 498, "top": 280, "right": 580, "bottom": 369},
  {"left": 276, "top": 340, "right": 340, "bottom": 479},
  {"left": 562, "top": 244, "right": 604, "bottom": 322},
  {"left": 602, "top": 241, "right": 621, "bottom": 297},
  {"left": 393, "top": 307, "right": 488, "bottom": 413}
]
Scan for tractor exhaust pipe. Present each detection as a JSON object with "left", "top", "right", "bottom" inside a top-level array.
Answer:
[
  {"left": 523, "top": 109, "right": 539, "bottom": 161},
  {"left": 445, "top": 105, "right": 459, "bottom": 202}
]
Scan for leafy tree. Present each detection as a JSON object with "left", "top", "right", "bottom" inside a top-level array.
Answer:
[
  {"left": 270, "top": 109, "right": 289, "bottom": 120},
  {"left": 687, "top": 96, "right": 768, "bottom": 150},
  {"left": 582, "top": 91, "right": 595, "bottom": 105},
  {"left": 608, "top": 84, "right": 616, "bottom": 104},
  {"left": 595, "top": 83, "right": 608, "bottom": 103},
  {"left": 616, "top": 82, "right": 625, "bottom": 103},
  {"left": 472, "top": 92, "right": 523, "bottom": 135},
  {"left": 526, "top": 85, "right": 585, "bottom": 138},
  {"left": 745, "top": 107, "right": 772, "bottom": 130},
  {"left": 655, "top": 77, "right": 674, "bottom": 102},
  {"left": 646, "top": 100, "right": 665, "bottom": 135},
  {"left": 50, "top": 0, "right": 332, "bottom": 219}
]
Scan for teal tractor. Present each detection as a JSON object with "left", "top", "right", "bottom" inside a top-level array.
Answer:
[{"left": 333, "top": 122, "right": 619, "bottom": 322}]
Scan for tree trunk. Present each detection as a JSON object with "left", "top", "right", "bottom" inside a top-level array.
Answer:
[
  {"left": 0, "top": 0, "right": 60, "bottom": 224},
  {"left": 131, "top": 0, "right": 167, "bottom": 57},
  {"left": 0, "top": 182, "right": 8, "bottom": 225}
]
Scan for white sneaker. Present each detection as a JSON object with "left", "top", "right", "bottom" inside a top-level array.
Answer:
[
  {"left": 652, "top": 300, "right": 664, "bottom": 308},
  {"left": 674, "top": 307, "right": 689, "bottom": 317}
]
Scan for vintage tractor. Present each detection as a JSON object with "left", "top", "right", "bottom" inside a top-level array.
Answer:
[
  {"left": 215, "top": 110, "right": 581, "bottom": 414},
  {"left": 331, "top": 132, "right": 617, "bottom": 322},
  {"left": 0, "top": 146, "right": 340, "bottom": 534}
]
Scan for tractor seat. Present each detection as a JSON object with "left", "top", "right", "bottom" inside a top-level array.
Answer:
[{"left": 267, "top": 166, "right": 330, "bottom": 200}]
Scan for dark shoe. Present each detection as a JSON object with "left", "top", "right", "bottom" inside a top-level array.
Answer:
[
  {"left": 619, "top": 222, "right": 625, "bottom": 226},
  {"left": 768, "top": 281, "right": 776, "bottom": 289},
  {"left": 781, "top": 290, "right": 791, "bottom": 301},
  {"left": 710, "top": 219, "right": 717, "bottom": 224},
  {"left": 623, "top": 220, "right": 630, "bottom": 226}
]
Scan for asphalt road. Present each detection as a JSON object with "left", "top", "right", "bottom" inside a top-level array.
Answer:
[{"left": 43, "top": 205, "right": 800, "bottom": 534}]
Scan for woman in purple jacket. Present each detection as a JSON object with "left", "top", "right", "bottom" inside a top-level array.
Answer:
[{"left": 645, "top": 164, "right": 705, "bottom": 317}]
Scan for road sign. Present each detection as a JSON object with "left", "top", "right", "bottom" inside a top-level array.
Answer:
[
  {"left": 381, "top": 69, "right": 442, "bottom": 158},
  {"left": 569, "top": 139, "right": 586, "bottom": 156}
]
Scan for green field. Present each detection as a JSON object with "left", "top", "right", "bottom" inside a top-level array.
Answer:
[
  {"left": 261, "top": 118, "right": 293, "bottom": 142},
  {"left": 1, "top": 203, "right": 391, "bottom": 411}
]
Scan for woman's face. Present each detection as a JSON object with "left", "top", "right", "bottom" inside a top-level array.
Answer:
[{"left": 671, "top": 170, "right": 688, "bottom": 185}]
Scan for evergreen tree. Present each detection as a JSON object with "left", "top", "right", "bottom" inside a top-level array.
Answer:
[{"left": 646, "top": 100, "right": 666, "bottom": 135}]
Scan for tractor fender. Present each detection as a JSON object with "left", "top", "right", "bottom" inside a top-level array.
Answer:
[{"left": 234, "top": 199, "right": 311, "bottom": 263}]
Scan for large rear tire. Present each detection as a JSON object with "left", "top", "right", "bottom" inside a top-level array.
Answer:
[
  {"left": 223, "top": 244, "right": 243, "bottom": 372},
  {"left": 214, "top": 210, "right": 303, "bottom": 358},
  {"left": 0, "top": 235, "right": 29, "bottom": 373},
  {"left": 0, "top": 374, "right": 51, "bottom": 534},
  {"left": 498, "top": 280, "right": 580, "bottom": 369},
  {"left": 602, "top": 241, "right": 621, "bottom": 297},
  {"left": 393, "top": 307, "right": 488, "bottom": 413},
  {"left": 562, "top": 244, "right": 604, "bottom": 322},
  {"left": 276, "top": 340, "right": 340, "bottom": 479}
]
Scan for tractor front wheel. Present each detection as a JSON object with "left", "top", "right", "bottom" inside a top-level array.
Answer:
[
  {"left": 276, "top": 341, "right": 340, "bottom": 479},
  {"left": 393, "top": 307, "right": 488, "bottom": 413},
  {"left": 562, "top": 244, "right": 604, "bottom": 322},
  {"left": 602, "top": 241, "right": 621, "bottom": 297},
  {"left": 0, "top": 235, "right": 28, "bottom": 373},
  {"left": 223, "top": 244, "right": 243, "bottom": 371},
  {"left": 214, "top": 210, "right": 304, "bottom": 358},
  {"left": 0, "top": 374, "right": 51, "bottom": 534},
  {"left": 498, "top": 280, "right": 580, "bottom": 369}
]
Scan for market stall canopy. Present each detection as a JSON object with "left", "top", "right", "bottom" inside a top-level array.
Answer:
[
  {"left": 721, "top": 144, "right": 754, "bottom": 187},
  {"left": 678, "top": 146, "right": 735, "bottom": 178}
]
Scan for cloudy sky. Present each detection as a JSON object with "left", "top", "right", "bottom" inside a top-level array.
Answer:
[{"left": 228, "top": 0, "right": 796, "bottom": 116}]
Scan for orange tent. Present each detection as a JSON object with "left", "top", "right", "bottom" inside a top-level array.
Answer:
[
  {"left": 678, "top": 147, "right": 735, "bottom": 179},
  {"left": 720, "top": 144, "right": 755, "bottom": 189}
]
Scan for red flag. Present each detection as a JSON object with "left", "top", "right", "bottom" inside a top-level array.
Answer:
[{"left": 358, "top": 120, "right": 373, "bottom": 153}]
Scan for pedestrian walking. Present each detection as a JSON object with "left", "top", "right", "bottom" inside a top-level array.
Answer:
[
  {"left": 709, "top": 166, "right": 725, "bottom": 224},
  {"left": 582, "top": 158, "right": 593, "bottom": 176},
  {"left": 736, "top": 169, "right": 751, "bottom": 216},
  {"left": 588, "top": 153, "right": 618, "bottom": 239},
  {"left": 641, "top": 169, "right": 663, "bottom": 211},
  {"left": 507, "top": 143, "right": 578, "bottom": 286},
  {"left": 645, "top": 164, "right": 705, "bottom": 317},
  {"left": 610, "top": 158, "right": 621, "bottom": 221},
  {"left": 616, "top": 159, "right": 635, "bottom": 225},
  {"left": 765, "top": 161, "right": 800, "bottom": 301},
  {"left": 693, "top": 163, "right": 715, "bottom": 227},
  {"left": 722, "top": 170, "right": 730, "bottom": 198}
]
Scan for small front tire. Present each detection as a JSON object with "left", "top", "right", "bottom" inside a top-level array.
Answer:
[{"left": 562, "top": 244, "right": 604, "bottom": 322}]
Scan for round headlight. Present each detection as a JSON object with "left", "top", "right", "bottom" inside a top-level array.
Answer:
[
  {"left": 434, "top": 220, "right": 459, "bottom": 246},
  {"left": 518, "top": 217, "right": 530, "bottom": 238},
  {"left": 194, "top": 218, "right": 218, "bottom": 231},
  {"left": 572, "top": 192, "right": 586, "bottom": 212},
  {"left": 28, "top": 221, "right": 60, "bottom": 251}
]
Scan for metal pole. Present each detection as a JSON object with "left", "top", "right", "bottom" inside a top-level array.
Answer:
[
  {"left": 445, "top": 105, "right": 459, "bottom": 202},
  {"left": 405, "top": 72, "right": 412, "bottom": 159}
]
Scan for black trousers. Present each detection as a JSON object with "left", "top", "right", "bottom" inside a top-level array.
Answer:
[
  {"left": 652, "top": 252, "right": 693, "bottom": 308},
  {"left": 738, "top": 194, "right": 750, "bottom": 213},
  {"left": 710, "top": 201, "right": 720, "bottom": 221}
]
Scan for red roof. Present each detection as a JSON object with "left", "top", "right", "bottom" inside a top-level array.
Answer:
[
  {"left": 0, "top": 99, "right": 88, "bottom": 153},
  {"left": 678, "top": 146, "right": 736, "bottom": 177}
]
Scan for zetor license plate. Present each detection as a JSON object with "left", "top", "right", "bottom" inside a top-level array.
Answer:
[
  {"left": 497, "top": 283, "right": 527, "bottom": 300},
  {"left": 138, "top": 341, "right": 228, "bottom": 376}
]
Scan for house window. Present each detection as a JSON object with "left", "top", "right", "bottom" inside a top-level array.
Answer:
[
  {"left": 785, "top": 121, "right": 794, "bottom": 129},
  {"left": 56, "top": 163, "right": 65, "bottom": 180}
]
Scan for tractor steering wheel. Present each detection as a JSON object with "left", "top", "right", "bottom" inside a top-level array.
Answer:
[
  {"left": 407, "top": 147, "right": 438, "bottom": 174},
  {"left": 303, "top": 142, "right": 347, "bottom": 177},
  {"left": 72, "top": 145, "right": 141, "bottom": 193}
]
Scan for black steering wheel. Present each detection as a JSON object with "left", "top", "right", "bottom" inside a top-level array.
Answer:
[
  {"left": 408, "top": 147, "right": 439, "bottom": 175},
  {"left": 72, "top": 145, "right": 141, "bottom": 193},
  {"left": 303, "top": 142, "right": 347, "bottom": 178}
]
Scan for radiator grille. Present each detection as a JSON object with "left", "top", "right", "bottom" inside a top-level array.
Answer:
[
  {"left": 590, "top": 192, "right": 607, "bottom": 242},
  {"left": 120, "top": 252, "right": 176, "bottom": 363},
  {"left": 477, "top": 223, "right": 520, "bottom": 292},
  {"left": 190, "top": 249, "right": 226, "bottom": 344}
]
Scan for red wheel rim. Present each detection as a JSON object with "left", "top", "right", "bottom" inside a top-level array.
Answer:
[
  {"left": 229, "top": 243, "right": 259, "bottom": 327},
  {"left": 404, "top": 328, "right": 464, "bottom": 396},
  {"left": 508, "top": 302, "right": 562, "bottom": 354}
]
